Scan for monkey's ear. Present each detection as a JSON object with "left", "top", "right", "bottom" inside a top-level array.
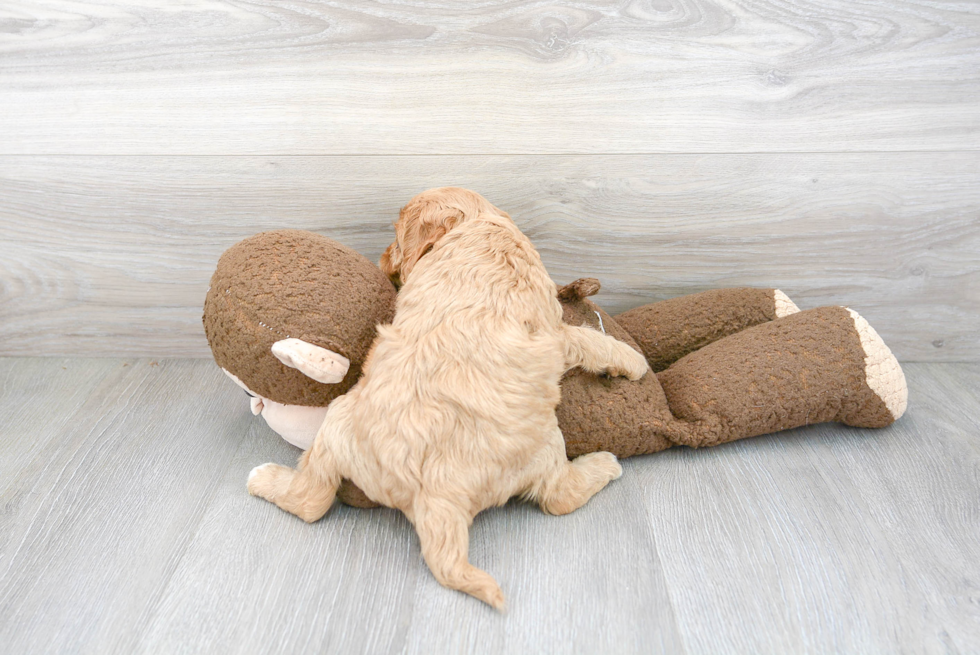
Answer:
[
  {"left": 557, "top": 278, "right": 601, "bottom": 301},
  {"left": 271, "top": 338, "right": 351, "bottom": 384}
]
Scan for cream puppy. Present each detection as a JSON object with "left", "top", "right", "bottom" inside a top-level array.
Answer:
[{"left": 247, "top": 188, "right": 649, "bottom": 609}]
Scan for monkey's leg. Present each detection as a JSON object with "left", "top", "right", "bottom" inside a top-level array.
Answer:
[
  {"left": 657, "top": 306, "right": 907, "bottom": 448},
  {"left": 615, "top": 288, "right": 800, "bottom": 372}
]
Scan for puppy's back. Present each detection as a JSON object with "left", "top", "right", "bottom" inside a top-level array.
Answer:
[{"left": 349, "top": 213, "right": 567, "bottom": 504}]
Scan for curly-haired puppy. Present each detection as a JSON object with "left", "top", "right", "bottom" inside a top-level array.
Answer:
[{"left": 248, "top": 187, "right": 649, "bottom": 609}]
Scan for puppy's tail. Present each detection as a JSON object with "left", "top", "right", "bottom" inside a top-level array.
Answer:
[{"left": 413, "top": 498, "right": 506, "bottom": 611}]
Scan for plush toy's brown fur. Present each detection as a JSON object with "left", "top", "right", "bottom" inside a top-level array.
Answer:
[
  {"left": 204, "top": 230, "right": 396, "bottom": 407},
  {"left": 555, "top": 281, "right": 903, "bottom": 459},
  {"left": 205, "top": 230, "right": 906, "bottom": 510}
]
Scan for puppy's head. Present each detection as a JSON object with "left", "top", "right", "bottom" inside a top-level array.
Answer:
[{"left": 380, "top": 187, "right": 509, "bottom": 287}]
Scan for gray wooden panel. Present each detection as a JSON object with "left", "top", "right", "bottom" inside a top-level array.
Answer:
[
  {"left": 140, "top": 389, "right": 683, "bottom": 653},
  {"left": 138, "top": 428, "right": 423, "bottom": 655},
  {"left": 630, "top": 363, "right": 980, "bottom": 653},
  {"left": 0, "top": 357, "right": 118, "bottom": 494},
  {"left": 1, "top": 1, "right": 977, "bottom": 154},
  {"left": 397, "top": 487, "right": 683, "bottom": 654},
  {"left": 2, "top": 154, "right": 977, "bottom": 361},
  {"left": 0, "top": 359, "right": 249, "bottom": 654},
  {"left": 1, "top": 359, "right": 979, "bottom": 653}
]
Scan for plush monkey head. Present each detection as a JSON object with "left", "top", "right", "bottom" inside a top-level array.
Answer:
[{"left": 203, "top": 229, "right": 397, "bottom": 449}]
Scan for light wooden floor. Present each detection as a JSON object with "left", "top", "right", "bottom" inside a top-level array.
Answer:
[{"left": 0, "top": 357, "right": 977, "bottom": 654}]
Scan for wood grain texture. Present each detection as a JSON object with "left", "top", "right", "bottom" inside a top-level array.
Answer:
[
  {"left": 0, "top": 359, "right": 978, "bottom": 653},
  {"left": 1, "top": 0, "right": 978, "bottom": 154},
  {"left": 139, "top": 431, "right": 424, "bottom": 655},
  {"left": 630, "top": 362, "right": 980, "bottom": 653},
  {"left": 0, "top": 359, "right": 249, "bottom": 654},
  {"left": 0, "top": 357, "right": 118, "bottom": 495},
  {"left": 140, "top": 430, "right": 685, "bottom": 654},
  {"left": 2, "top": 154, "right": 977, "bottom": 360},
  {"left": 396, "top": 483, "right": 684, "bottom": 654}
]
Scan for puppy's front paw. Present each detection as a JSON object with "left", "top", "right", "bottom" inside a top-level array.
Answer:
[
  {"left": 247, "top": 462, "right": 294, "bottom": 501},
  {"left": 607, "top": 346, "right": 650, "bottom": 381}
]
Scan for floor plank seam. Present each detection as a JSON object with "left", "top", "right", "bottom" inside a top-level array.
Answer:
[{"left": 130, "top": 421, "right": 254, "bottom": 651}]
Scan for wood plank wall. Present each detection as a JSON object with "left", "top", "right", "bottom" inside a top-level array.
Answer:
[{"left": 1, "top": 1, "right": 978, "bottom": 360}]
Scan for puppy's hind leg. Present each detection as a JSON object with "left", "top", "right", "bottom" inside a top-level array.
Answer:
[
  {"left": 248, "top": 441, "right": 341, "bottom": 523},
  {"left": 562, "top": 324, "right": 649, "bottom": 380},
  {"left": 412, "top": 498, "right": 506, "bottom": 611},
  {"left": 531, "top": 448, "right": 623, "bottom": 516}
]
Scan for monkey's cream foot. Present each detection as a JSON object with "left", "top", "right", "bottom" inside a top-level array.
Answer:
[
  {"left": 847, "top": 309, "right": 908, "bottom": 422},
  {"left": 773, "top": 289, "right": 801, "bottom": 317}
]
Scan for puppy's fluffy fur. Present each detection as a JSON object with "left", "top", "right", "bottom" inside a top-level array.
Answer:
[{"left": 248, "top": 188, "right": 649, "bottom": 609}]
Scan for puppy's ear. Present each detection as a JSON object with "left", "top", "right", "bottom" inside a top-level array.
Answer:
[
  {"left": 379, "top": 241, "right": 403, "bottom": 287},
  {"left": 402, "top": 225, "right": 447, "bottom": 275},
  {"left": 388, "top": 192, "right": 471, "bottom": 285},
  {"left": 399, "top": 209, "right": 460, "bottom": 282}
]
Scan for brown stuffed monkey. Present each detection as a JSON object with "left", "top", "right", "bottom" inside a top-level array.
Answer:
[
  {"left": 556, "top": 279, "right": 905, "bottom": 458},
  {"left": 204, "top": 229, "right": 907, "bottom": 509}
]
